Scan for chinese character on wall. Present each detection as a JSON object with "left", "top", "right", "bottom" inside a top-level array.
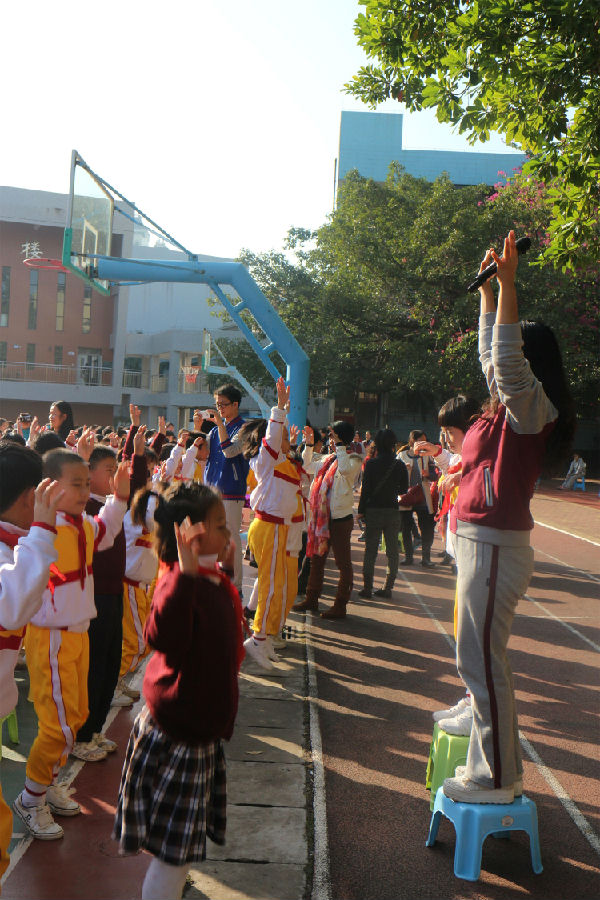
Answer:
[{"left": 21, "top": 241, "right": 43, "bottom": 258}]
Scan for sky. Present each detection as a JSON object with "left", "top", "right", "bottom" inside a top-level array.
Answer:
[{"left": 1, "top": 0, "right": 516, "bottom": 259}]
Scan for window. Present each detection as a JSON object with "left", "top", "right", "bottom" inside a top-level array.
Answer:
[
  {"left": 26, "top": 343, "right": 35, "bottom": 371},
  {"left": 82, "top": 286, "right": 92, "bottom": 334},
  {"left": 56, "top": 272, "right": 65, "bottom": 331},
  {"left": 28, "top": 269, "right": 38, "bottom": 329},
  {"left": 54, "top": 345, "right": 63, "bottom": 366},
  {"left": 1, "top": 267, "right": 9, "bottom": 327},
  {"left": 0, "top": 341, "right": 7, "bottom": 363}
]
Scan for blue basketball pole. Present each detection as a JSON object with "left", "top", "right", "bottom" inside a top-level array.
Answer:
[{"left": 94, "top": 257, "right": 310, "bottom": 428}]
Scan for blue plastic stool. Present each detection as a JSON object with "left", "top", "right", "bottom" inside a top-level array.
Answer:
[
  {"left": 0, "top": 709, "right": 19, "bottom": 760},
  {"left": 573, "top": 476, "right": 586, "bottom": 492},
  {"left": 426, "top": 787, "right": 543, "bottom": 881},
  {"left": 426, "top": 723, "right": 469, "bottom": 810}
]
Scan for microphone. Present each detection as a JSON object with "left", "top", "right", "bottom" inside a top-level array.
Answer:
[{"left": 467, "top": 236, "right": 531, "bottom": 292}]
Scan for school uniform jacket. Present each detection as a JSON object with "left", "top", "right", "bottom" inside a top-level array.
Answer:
[
  {"left": 29, "top": 496, "right": 127, "bottom": 633},
  {"left": 249, "top": 407, "right": 300, "bottom": 524},
  {"left": 0, "top": 521, "right": 58, "bottom": 717},
  {"left": 124, "top": 495, "right": 159, "bottom": 586}
]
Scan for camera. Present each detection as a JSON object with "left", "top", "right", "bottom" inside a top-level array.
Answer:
[{"left": 19, "top": 413, "right": 32, "bottom": 423}]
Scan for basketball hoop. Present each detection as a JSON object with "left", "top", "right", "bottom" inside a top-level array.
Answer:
[
  {"left": 23, "top": 258, "right": 68, "bottom": 272},
  {"left": 182, "top": 366, "right": 201, "bottom": 385}
]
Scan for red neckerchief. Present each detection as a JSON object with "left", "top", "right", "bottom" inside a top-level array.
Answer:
[
  {"left": 63, "top": 513, "right": 88, "bottom": 588},
  {"left": 437, "top": 462, "right": 463, "bottom": 520},
  {"left": 0, "top": 526, "right": 20, "bottom": 549}
]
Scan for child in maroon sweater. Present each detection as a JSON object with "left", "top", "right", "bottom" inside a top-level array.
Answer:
[{"left": 113, "top": 482, "right": 244, "bottom": 900}]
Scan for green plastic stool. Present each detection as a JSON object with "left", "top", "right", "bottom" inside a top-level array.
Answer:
[
  {"left": 0, "top": 709, "right": 19, "bottom": 759},
  {"left": 426, "top": 722, "right": 469, "bottom": 810}
]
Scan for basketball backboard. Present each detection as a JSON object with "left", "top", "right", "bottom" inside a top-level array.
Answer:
[{"left": 63, "top": 150, "right": 114, "bottom": 295}]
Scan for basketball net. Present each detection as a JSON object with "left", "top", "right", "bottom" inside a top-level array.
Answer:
[{"left": 182, "top": 366, "right": 201, "bottom": 385}]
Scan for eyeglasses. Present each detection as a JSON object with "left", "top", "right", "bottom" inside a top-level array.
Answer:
[{"left": 215, "top": 401, "right": 232, "bottom": 409}]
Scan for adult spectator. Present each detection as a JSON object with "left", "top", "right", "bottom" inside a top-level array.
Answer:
[
  {"left": 200, "top": 384, "right": 249, "bottom": 594},
  {"left": 357, "top": 428, "right": 408, "bottom": 599},
  {"left": 48, "top": 401, "right": 75, "bottom": 443},
  {"left": 295, "top": 421, "right": 363, "bottom": 619},
  {"left": 398, "top": 429, "right": 437, "bottom": 567},
  {"left": 559, "top": 452, "right": 586, "bottom": 490}
]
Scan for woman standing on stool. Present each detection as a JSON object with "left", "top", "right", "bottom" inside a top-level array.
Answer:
[{"left": 443, "top": 230, "right": 574, "bottom": 804}]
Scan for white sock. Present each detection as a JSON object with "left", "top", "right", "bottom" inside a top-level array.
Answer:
[
  {"left": 142, "top": 857, "right": 189, "bottom": 900},
  {"left": 22, "top": 778, "right": 49, "bottom": 807}
]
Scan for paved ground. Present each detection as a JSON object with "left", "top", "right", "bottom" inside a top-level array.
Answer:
[{"left": 1, "top": 481, "right": 599, "bottom": 899}]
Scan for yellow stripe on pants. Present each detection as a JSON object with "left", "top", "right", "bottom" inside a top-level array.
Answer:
[
  {"left": 285, "top": 553, "right": 299, "bottom": 621},
  {"left": 120, "top": 583, "right": 151, "bottom": 677},
  {"left": 0, "top": 783, "right": 11, "bottom": 887},
  {"left": 24, "top": 625, "right": 89, "bottom": 786},
  {"left": 248, "top": 518, "right": 288, "bottom": 637}
]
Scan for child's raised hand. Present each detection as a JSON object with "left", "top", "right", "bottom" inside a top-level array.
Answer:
[
  {"left": 28, "top": 416, "right": 42, "bottom": 443},
  {"left": 76, "top": 427, "right": 95, "bottom": 461},
  {"left": 112, "top": 460, "right": 131, "bottom": 501},
  {"left": 302, "top": 425, "right": 314, "bottom": 445},
  {"left": 289, "top": 424, "right": 300, "bottom": 445},
  {"left": 491, "top": 229, "right": 519, "bottom": 284},
  {"left": 133, "top": 424, "right": 147, "bottom": 456},
  {"left": 177, "top": 429, "right": 190, "bottom": 447},
  {"left": 276, "top": 376, "right": 290, "bottom": 410},
  {"left": 174, "top": 516, "right": 204, "bottom": 575},
  {"left": 33, "top": 478, "right": 65, "bottom": 527},
  {"left": 158, "top": 416, "right": 167, "bottom": 435},
  {"left": 130, "top": 404, "right": 141, "bottom": 426}
]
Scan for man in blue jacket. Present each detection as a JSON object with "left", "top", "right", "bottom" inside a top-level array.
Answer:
[{"left": 200, "top": 384, "right": 249, "bottom": 594}]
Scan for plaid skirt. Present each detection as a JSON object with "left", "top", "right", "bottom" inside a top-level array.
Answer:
[{"left": 112, "top": 705, "right": 227, "bottom": 865}]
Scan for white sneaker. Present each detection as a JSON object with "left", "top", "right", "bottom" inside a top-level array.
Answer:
[
  {"left": 433, "top": 695, "right": 471, "bottom": 722},
  {"left": 271, "top": 631, "right": 287, "bottom": 650},
  {"left": 438, "top": 703, "right": 474, "bottom": 736},
  {"left": 93, "top": 732, "right": 117, "bottom": 753},
  {"left": 117, "top": 677, "right": 140, "bottom": 701},
  {"left": 46, "top": 783, "right": 81, "bottom": 817},
  {"left": 443, "top": 774, "right": 514, "bottom": 804},
  {"left": 265, "top": 637, "right": 280, "bottom": 662},
  {"left": 454, "top": 765, "right": 523, "bottom": 797},
  {"left": 13, "top": 794, "right": 64, "bottom": 840},
  {"left": 70, "top": 740, "right": 107, "bottom": 762},
  {"left": 111, "top": 689, "right": 134, "bottom": 708},
  {"left": 243, "top": 636, "right": 275, "bottom": 670}
]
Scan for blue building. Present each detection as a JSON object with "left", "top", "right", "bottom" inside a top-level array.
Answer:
[{"left": 337, "top": 111, "right": 526, "bottom": 188}]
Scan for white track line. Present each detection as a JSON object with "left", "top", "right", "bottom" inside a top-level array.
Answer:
[
  {"left": 534, "top": 519, "right": 600, "bottom": 548},
  {"left": 524, "top": 594, "right": 600, "bottom": 653},
  {"left": 533, "top": 545, "right": 600, "bottom": 586},
  {"left": 399, "top": 571, "right": 600, "bottom": 860},
  {"left": 305, "top": 619, "right": 332, "bottom": 900}
]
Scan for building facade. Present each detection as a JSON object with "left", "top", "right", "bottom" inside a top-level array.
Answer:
[
  {"left": 337, "top": 111, "right": 527, "bottom": 189},
  {"left": 0, "top": 187, "right": 263, "bottom": 429}
]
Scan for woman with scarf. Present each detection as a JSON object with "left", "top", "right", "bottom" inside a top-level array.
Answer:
[{"left": 295, "top": 421, "right": 363, "bottom": 620}]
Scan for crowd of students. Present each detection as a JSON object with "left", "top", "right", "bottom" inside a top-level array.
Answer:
[{"left": 0, "top": 231, "right": 576, "bottom": 897}]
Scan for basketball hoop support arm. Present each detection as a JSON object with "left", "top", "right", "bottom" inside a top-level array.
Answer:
[{"left": 94, "top": 257, "right": 310, "bottom": 428}]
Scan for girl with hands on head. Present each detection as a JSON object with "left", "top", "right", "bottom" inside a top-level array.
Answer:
[{"left": 113, "top": 483, "right": 243, "bottom": 900}]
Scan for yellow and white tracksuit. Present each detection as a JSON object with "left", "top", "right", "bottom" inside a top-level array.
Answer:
[
  {"left": 247, "top": 408, "right": 299, "bottom": 637},
  {"left": 0, "top": 521, "right": 58, "bottom": 881},
  {"left": 120, "top": 498, "right": 159, "bottom": 677},
  {"left": 25, "top": 498, "right": 126, "bottom": 786}
]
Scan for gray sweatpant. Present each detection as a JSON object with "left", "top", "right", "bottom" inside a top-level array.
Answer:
[{"left": 454, "top": 534, "right": 534, "bottom": 789}]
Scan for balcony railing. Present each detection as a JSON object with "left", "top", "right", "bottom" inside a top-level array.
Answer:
[{"left": 0, "top": 361, "right": 113, "bottom": 386}]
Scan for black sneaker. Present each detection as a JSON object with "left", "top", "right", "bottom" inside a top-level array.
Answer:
[{"left": 400, "top": 559, "right": 414, "bottom": 566}]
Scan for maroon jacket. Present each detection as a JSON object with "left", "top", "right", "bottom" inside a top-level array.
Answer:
[
  {"left": 143, "top": 565, "right": 241, "bottom": 744},
  {"left": 86, "top": 496, "right": 126, "bottom": 595},
  {"left": 452, "top": 404, "right": 554, "bottom": 533}
]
